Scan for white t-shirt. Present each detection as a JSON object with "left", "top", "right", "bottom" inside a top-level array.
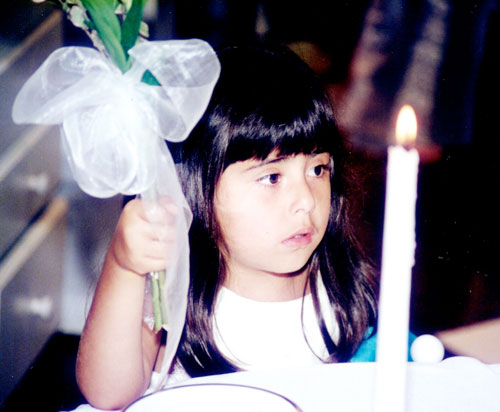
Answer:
[
  {"left": 168, "top": 281, "right": 338, "bottom": 383},
  {"left": 214, "top": 286, "right": 335, "bottom": 369}
]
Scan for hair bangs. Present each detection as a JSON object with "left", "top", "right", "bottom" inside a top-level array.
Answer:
[{"left": 221, "top": 98, "right": 338, "bottom": 168}]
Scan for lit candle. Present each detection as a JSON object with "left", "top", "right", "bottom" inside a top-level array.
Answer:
[{"left": 374, "top": 105, "right": 419, "bottom": 412}]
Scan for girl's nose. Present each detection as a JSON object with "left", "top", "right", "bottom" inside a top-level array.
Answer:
[{"left": 290, "top": 179, "right": 315, "bottom": 215}]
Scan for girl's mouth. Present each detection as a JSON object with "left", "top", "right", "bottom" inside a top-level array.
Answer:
[{"left": 283, "top": 229, "right": 314, "bottom": 247}]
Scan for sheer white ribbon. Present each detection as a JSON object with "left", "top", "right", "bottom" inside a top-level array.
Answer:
[{"left": 12, "top": 39, "right": 220, "bottom": 387}]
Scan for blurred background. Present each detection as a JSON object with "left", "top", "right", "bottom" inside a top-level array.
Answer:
[{"left": 1, "top": 0, "right": 499, "bottom": 410}]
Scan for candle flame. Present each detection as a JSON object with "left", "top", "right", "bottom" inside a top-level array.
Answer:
[{"left": 395, "top": 105, "right": 417, "bottom": 145}]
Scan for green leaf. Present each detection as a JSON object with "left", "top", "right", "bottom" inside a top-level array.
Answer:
[
  {"left": 141, "top": 70, "right": 160, "bottom": 86},
  {"left": 81, "top": 0, "right": 130, "bottom": 72},
  {"left": 47, "top": 1, "right": 62, "bottom": 7},
  {"left": 121, "top": 0, "right": 147, "bottom": 54}
]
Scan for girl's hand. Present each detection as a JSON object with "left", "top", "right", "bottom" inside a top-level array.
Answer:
[{"left": 109, "top": 197, "right": 178, "bottom": 276}]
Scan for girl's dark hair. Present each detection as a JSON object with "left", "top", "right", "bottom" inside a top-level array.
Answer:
[{"left": 172, "top": 45, "right": 377, "bottom": 377}]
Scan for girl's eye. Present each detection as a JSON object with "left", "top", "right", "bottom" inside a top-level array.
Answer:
[
  {"left": 308, "top": 164, "right": 330, "bottom": 178},
  {"left": 258, "top": 173, "right": 281, "bottom": 185}
]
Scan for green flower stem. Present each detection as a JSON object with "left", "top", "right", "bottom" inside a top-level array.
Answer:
[
  {"left": 150, "top": 270, "right": 167, "bottom": 333},
  {"left": 158, "top": 267, "right": 168, "bottom": 326}
]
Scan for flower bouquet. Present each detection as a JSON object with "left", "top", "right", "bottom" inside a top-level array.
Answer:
[{"left": 13, "top": 0, "right": 220, "bottom": 386}]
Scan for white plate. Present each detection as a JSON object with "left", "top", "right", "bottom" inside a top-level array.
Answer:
[{"left": 125, "top": 383, "right": 302, "bottom": 412}]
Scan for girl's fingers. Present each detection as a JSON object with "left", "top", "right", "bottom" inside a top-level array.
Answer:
[
  {"left": 143, "top": 239, "right": 173, "bottom": 262},
  {"left": 112, "top": 198, "right": 180, "bottom": 274},
  {"left": 122, "top": 199, "right": 176, "bottom": 240},
  {"left": 158, "top": 197, "right": 180, "bottom": 216},
  {"left": 143, "top": 197, "right": 179, "bottom": 224},
  {"left": 118, "top": 244, "right": 168, "bottom": 275},
  {"left": 139, "top": 198, "right": 180, "bottom": 242}
]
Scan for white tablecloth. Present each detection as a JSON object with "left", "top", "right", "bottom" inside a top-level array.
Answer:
[{"left": 167, "top": 357, "right": 500, "bottom": 412}]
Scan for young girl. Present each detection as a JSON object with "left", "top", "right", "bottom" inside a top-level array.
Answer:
[{"left": 75, "top": 45, "right": 378, "bottom": 411}]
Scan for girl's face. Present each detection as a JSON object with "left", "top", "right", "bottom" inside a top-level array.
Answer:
[{"left": 214, "top": 151, "right": 332, "bottom": 299}]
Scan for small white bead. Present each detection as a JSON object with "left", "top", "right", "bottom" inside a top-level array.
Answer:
[{"left": 411, "top": 334, "right": 445, "bottom": 363}]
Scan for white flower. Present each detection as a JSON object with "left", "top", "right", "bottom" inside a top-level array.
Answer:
[
  {"left": 32, "top": 0, "right": 47, "bottom": 3},
  {"left": 121, "top": 0, "right": 132, "bottom": 11},
  {"left": 68, "top": 5, "right": 88, "bottom": 29},
  {"left": 115, "top": 0, "right": 132, "bottom": 14},
  {"left": 139, "top": 21, "right": 150, "bottom": 39},
  {"left": 88, "top": 30, "right": 106, "bottom": 53},
  {"left": 115, "top": 4, "right": 126, "bottom": 15}
]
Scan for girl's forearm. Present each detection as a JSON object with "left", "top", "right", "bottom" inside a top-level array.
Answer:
[{"left": 76, "top": 251, "right": 160, "bottom": 410}]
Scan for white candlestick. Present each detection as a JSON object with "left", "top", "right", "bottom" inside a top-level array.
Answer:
[{"left": 374, "top": 105, "right": 419, "bottom": 412}]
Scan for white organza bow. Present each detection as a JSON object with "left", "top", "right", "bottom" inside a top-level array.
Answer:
[
  {"left": 12, "top": 38, "right": 220, "bottom": 386},
  {"left": 13, "top": 39, "right": 219, "bottom": 197}
]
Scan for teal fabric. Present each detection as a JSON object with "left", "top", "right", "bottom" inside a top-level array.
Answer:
[{"left": 349, "top": 328, "right": 417, "bottom": 362}]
